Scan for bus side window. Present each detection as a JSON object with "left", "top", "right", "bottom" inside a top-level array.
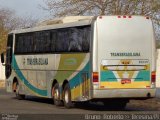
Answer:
[
  {"left": 68, "top": 28, "right": 82, "bottom": 52},
  {"left": 44, "top": 31, "right": 50, "bottom": 53},
  {"left": 82, "top": 27, "right": 91, "bottom": 52},
  {"left": 50, "top": 31, "right": 56, "bottom": 52},
  {"left": 34, "top": 32, "right": 41, "bottom": 53},
  {"left": 25, "top": 35, "right": 31, "bottom": 53},
  {"left": 68, "top": 26, "right": 91, "bottom": 52},
  {"left": 15, "top": 35, "right": 24, "bottom": 54},
  {"left": 56, "top": 29, "right": 69, "bottom": 52}
]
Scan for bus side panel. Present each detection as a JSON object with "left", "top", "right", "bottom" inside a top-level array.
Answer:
[
  {"left": 11, "top": 53, "right": 91, "bottom": 100},
  {"left": 53, "top": 53, "right": 91, "bottom": 101},
  {"left": 12, "top": 55, "right": 51, "bottom": 97}
]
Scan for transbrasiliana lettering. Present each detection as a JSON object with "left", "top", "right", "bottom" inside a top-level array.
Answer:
[
  {"left": 110, "top": 52, "right": 140, "bottom": 57},
  {"left": 27, "top": 58, "right": 48, "bottom": 65}
]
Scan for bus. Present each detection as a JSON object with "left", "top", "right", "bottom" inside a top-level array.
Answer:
[{"left": 1, "top": 16, "right": 156, "bottom": 109}]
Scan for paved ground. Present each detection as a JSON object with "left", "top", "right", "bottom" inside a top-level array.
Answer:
[{"left": 0, "top": 88, "right": 160, "bottom": 120}]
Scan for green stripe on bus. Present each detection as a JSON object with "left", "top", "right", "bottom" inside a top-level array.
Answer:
[
  {"left": 12, "top": 55, "right": 47, "bottom": 96},
  {"left": 69, "top": 62, "right": 90, "bottom": 89},
  {"left": 135, "top": 71, "right": 150, "bottom": 81},
  {"left": 100, "top": 71, "right": 117, "bottom": 82},
  {"left": 54, "top": 54, "right": 87, "bottom": 83}
]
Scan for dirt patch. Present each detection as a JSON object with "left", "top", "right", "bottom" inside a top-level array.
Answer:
[{"left": 129, "top": 98, "right": 160, "bottom": 111}]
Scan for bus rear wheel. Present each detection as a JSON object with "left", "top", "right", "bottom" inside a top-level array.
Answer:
[
  {"left": 63, "top": 83, "right": 73, "bottom": 108},
  {"left": 13, "top": 82, "right": 25, "bottom": 100},
  {"left": 52, "top": 83, "right": 63, "bottom": 106}
]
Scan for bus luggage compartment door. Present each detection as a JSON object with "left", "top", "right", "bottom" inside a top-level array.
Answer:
[{"left": 81, "top": 72, "right": 89, "bottom": 100}]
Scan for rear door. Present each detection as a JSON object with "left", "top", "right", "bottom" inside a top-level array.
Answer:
[{"left": 96, "top": 16, "right": 154, "bottom": 89}]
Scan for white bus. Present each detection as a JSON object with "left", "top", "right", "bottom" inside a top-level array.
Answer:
[{"left": 1, "top": 16, "right": 156, "bottom": 109}]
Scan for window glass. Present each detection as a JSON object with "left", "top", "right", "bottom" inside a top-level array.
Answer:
[
  {"left": 14, "top": 25, "right": 91, "bottom": 54},
  {"left": 50, "top": 31, "right": 56, "bottom": 52},
  {"left": 82, "top": 26, "right": 91, "bottom": 52},
  {"left": 68, "top": 28, "right": 82, "bottom": 52},
  {"left": 68, "top": 26, "right": 91, "bottom": 52},
  {"left": 55, "top": 30, "right": 69, "bottom": 52},
  {"left": 55, "top": 26, "right": 91, "bottom": 52},
  {"left": 44, "top": 31, "right": 50, "bottom": 52}
]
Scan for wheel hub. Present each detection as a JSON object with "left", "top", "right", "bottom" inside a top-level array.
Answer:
[{"left": 65, "top": 91, "right": 69, "bottom": 103}]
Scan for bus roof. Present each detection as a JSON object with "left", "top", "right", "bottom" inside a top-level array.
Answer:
[
  {"left": 37, "top": 16, "right": 94, "bottom": 26},
  {"left": 10, "top": 15, "right": 150, "bottom": 34},
  {"left": 10, "top": 16, "right": 94, "bottom": 34}
]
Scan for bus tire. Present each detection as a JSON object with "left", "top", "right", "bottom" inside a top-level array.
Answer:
[
  {"left": 13, "top": 82, "right": 25, "bottom": 100},
  {"left": 52, "top": 83, "right": 63, "bottom": 106},
  {"left": 63, "top": 83, "right": 73, "bottom": 108}
]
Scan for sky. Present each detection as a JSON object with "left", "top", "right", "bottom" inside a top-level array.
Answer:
[{"left": 0, "top": 0, "right": 50, "bottom": 20}]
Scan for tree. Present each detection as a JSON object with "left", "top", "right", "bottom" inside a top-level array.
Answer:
[
  {"left": 42, "top": 0, "right": 159, "bottom": 19},
  {"left": 42, "top": 0, "right": 160, "bottom": 40},
  {"left": 0, "top": 8, "right": 11, "bottom": 53},
  {"left": 0, "top": 8, "right": 38, "bottom": 53}
]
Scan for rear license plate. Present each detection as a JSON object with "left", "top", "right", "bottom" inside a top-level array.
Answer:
[{"left": 121, "top": 79, "right": 131, "bottom": 84}]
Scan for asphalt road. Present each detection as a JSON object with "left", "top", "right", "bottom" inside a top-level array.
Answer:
[{"left": 0, "top": 88, "right": 160, "bottom": 120}]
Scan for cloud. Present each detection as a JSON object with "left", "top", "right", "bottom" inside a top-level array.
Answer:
[{"left": 0, "top": 0, "right": 49, "bottom": 19}]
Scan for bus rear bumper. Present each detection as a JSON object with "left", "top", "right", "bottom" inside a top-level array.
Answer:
[{"left": 92, "top": 88, "right": 156, "bottom": 99}]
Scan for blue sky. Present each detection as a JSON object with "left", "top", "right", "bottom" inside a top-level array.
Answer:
[{"left": 0, "top": 0, "right": 50, "bottom": 20}]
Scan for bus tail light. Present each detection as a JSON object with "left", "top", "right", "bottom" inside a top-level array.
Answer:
[
  {"left": 117, "top": 16, "right": 132, "bottom": 18},
  {"left": 151, "top": 71, "right": 156, "bottom": 83},
  {"left": 123, "top": 16, "right": 126, "bottom": 18},
  {"left": 93, "top": 72, "right": 99, "bottom": 83},
  {"left": 128, "top": 16, "right": 132, "bottom": 18},
  {"left": 99, "top": 16, "right": 102, "bottom": 19}
]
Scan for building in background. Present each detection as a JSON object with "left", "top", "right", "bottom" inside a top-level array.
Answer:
[
  {"left": 0, "top": 56, "right": 5, "bottom": 80},
  {"left": 156, "top": 49, "right": 160, "bottom": 97}
]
